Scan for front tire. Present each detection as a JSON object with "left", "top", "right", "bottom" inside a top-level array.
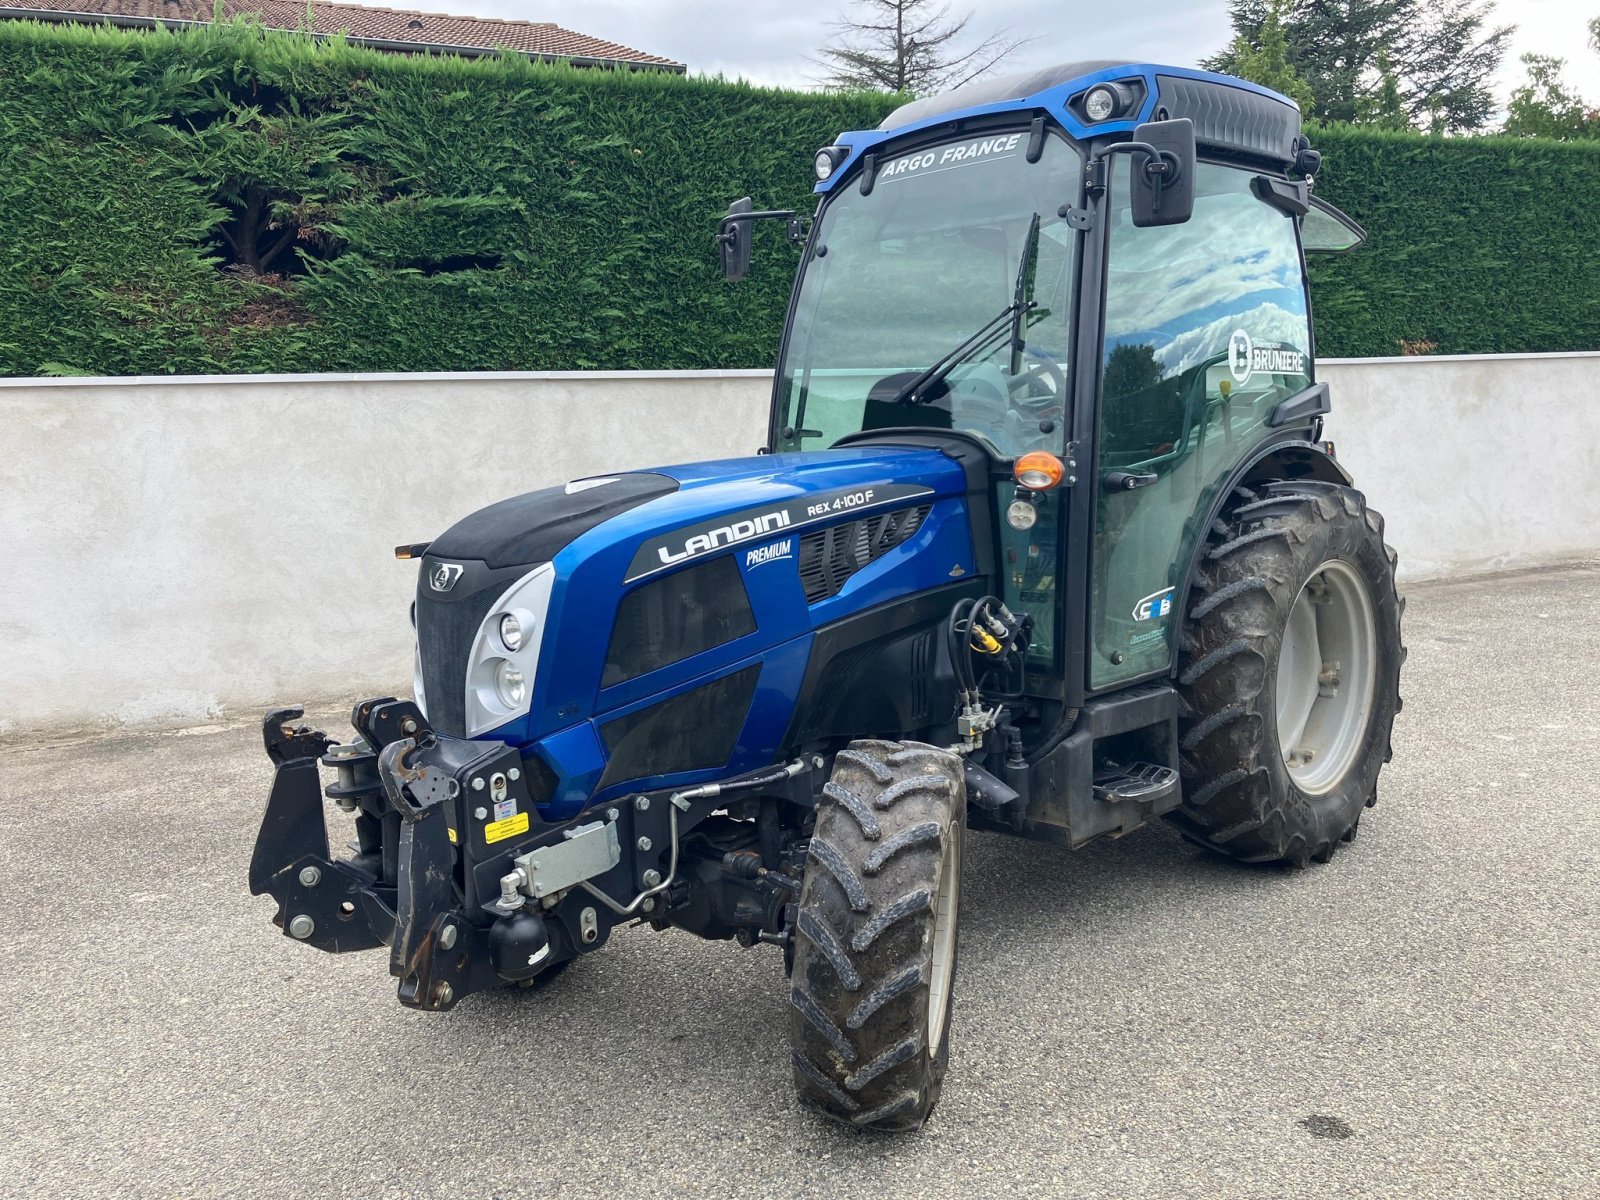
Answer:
[
  {"left": 1173, "top": 481, "right": 1405, "bottom": 864},
  {"left": 789, "top": 739, "right": 966, "bottom": 1131}
]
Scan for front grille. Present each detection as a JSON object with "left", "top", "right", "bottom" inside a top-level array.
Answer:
[
  {"left": 797, "top": 505, "right": 931, "bottom": 603},
  {"left": 415, "top": 585, "right": 502, "bottom": 738}
]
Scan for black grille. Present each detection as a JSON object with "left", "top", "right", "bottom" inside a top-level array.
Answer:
[
  {"left": 596, "top": 665, "right": 761, "bottom": 792},
  {"left": 415, "top": 582, "right": 504, "bottom": 738},
  {"left": 602, "top": 555, "right": 757, "bottom": 688},
  {"left": 797, "top": 506, "right": 931, "bottom": 603}
]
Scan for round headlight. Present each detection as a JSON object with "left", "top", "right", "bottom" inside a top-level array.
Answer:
[
  {"left": 814, "top": 148, "right": 837, "bottom": 181},
  {"left": 499, "top": 612, "right": 523, "bottom": 653},
  {"left": 495, "top": 660, "right": 526, "bottom": 708},
  {"left": 1006, "top": 498, "right": 1039, "bottom": 531},
  {"left": 1084, "top": 85, "right": 1118, "bottom": 122}
]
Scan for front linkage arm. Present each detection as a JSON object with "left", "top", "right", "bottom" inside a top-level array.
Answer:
[
  {"left": 250, "top": 700, "right": 550, "bottom": 1012},
  {"left": 250, "top": 707, "right": 384, "bottom": 956}
]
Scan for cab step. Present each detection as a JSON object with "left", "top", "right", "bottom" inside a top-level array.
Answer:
[{"left": 1092, "top": 761, "right": 1179, "bottom": 806}]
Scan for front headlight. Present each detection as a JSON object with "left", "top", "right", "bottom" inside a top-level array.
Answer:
[
  {"left": 495, "top": 660, "right": 526, "bottom": 708},
  {"left": 499, "top": 612, "right": 524, "bottom": 652},
  {"left": 463, "top": 563, "right": 556, "bottom": 738}
]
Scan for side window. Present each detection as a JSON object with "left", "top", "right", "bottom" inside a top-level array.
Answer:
[{"left": 1090, "top": 161, "right": 1312, "bottom": 690}]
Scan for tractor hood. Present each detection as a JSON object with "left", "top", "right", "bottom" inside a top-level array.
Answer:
[{"left": 413, "top": 446, "right": 977, "bottom": 785}]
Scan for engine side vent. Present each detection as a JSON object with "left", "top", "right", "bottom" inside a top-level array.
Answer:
[
  {"left": 602, "top": 554, "right": 756, "bottom": 688},
  {"left": 797, "top": 505, "right": 931, "bottom": 603}
]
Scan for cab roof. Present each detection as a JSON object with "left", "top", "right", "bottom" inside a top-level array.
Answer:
[{"left": 815, "top": 62, "right": 1303, "bottom": 194}]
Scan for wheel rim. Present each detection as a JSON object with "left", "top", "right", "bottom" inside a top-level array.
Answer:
[
  {"left": 1275, "top": 558, "right": 1377, "bottom": 796},
  {"left": 926, "top": 821, "right": 960, "bottom": 1055}
]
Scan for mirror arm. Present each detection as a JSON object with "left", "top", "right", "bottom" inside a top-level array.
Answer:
[
  {"left": 1091, "top": 139, "right": 1181, "bottom": 184},
  {"left": 715, "top": 209, "right": 809, "bottom": 248},
  {"left": 1093, "top": 138, "right": 1184, "bottom": 219}
]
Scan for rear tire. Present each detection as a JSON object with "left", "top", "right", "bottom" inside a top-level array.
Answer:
[
  {"left": 789, "top": 739, "right": 965, "bottom": 1131},
  {"left": 1172, "top": 481, "right": 1405, "bottom": 865}
]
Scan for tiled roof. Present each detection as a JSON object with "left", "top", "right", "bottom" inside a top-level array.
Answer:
[{"left": 0, "top": 0, "right": 685, "bottom": 69}]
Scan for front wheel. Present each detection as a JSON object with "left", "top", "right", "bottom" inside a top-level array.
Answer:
[
  {"left": 1173, "top": 481, "right": 1405, "bottom": 865},
  {"left": 788, "top": 739, "right": 966, "bottom": 1131}
]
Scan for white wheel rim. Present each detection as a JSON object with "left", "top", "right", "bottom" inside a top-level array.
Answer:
[
  {"left": 926, "top": 821, "right": 960, "bottom": 1054},
  {"left": 1275, "top": 558, "right": 1378, "bottom": 796}
]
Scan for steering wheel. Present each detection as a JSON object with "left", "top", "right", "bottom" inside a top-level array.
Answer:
[{"left": 1008, "top": 347, "right": 1066, "bottom": 428}]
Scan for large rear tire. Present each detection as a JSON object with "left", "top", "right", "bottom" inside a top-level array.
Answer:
[
  {"left": 789, "top": 739, "right": 965, "bottom": 1131},
  {"left": 1172, "top": 481, "right": 1405, "bottom": 865}
]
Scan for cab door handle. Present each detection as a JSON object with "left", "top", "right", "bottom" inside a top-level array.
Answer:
[{"left": 1103, "top": 470, "right": 1157, "bottom": 492}]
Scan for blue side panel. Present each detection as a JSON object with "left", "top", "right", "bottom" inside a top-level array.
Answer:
[
  {"left": 814, "top": 63, "right": 1296, "bottom": 195},
  {"left": 535, "top": 722, "right": 606, "bottom": 817}
]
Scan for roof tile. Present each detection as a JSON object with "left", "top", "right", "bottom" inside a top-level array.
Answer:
[{"left": 0, "top": 0, "right": 684, "bottom": 68}]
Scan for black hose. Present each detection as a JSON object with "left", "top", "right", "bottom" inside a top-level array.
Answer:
[{"left": 1024, "top": 706, "right": 1081, "bottom": 766}]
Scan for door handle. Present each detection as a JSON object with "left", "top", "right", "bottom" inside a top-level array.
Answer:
[{"left": 1103, "top": 470, "right": 1158, "bottom": 492}]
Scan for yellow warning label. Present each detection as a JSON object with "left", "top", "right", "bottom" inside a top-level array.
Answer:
[
  {"left": 447, "top": 826, "right": 458, "bottom": 844},
  {"left": 484, "top": 811, "right": 529, "bottom": 845}
]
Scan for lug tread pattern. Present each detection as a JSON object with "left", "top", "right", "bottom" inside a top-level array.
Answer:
[
  {"left": 848, "top": 966, "right": 924, "bottom": 1029},
  {"left": 822, "top": 780, "right": 882, "bottom": 841},
  {"left": 788, "top": 740, "right": 966, "bottom": 1133},
  {"left": 807, "top": 836, "right": 871, "bottom": 912},
  {"left": 864, "top": 821, "right": 942, "bottom": 875},
  {"left": 797, "top": 909, "right": 861, "bottom": 991},
  {"left": 850, "top": 1093, "right": 920, "bottom": 1127},
  {"left": 790, "top": 986, "right": 857, "bottom": 1064},
  {"left": 851, "top": 888, "right": 932, "bottom": 952},
  {"left": 833, "top": 747, "right": 894, "bottom": 784},
  {"left": 845, "top": 1036, "right": 921, "bottom": 1092},
  {"left": 792, "top": 1051, "right": 859, "bottom": 1113},
  {"left": 1207, "top": 526, "right": 1292, "bottom": 560},
  {"left": 874, "top": 775, "right": 953, "bottom": 809}
]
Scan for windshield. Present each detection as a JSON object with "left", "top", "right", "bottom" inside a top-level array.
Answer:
[{"left": 773, "top": 130, "right": 1083, "bottom": 459}]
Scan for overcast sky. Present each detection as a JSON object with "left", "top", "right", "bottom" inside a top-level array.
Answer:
[{"left": 354, "top": 0, "right": 1600, "bottom": 111}]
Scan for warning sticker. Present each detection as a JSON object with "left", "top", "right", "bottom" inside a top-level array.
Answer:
[
  {"left": 484, "top": 811, "right": 530, "bottom": 845},
  {"left": 447, "top": 826, "right": 458, "bottom": 844}
]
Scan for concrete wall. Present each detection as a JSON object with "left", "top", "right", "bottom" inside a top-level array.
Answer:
[{"left": 3, "top": 354, "right": 1596, "bottom": 735}]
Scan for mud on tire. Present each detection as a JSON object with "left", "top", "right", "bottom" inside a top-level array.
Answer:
[
  {"left": 1172, "top": 481, "right": 1406, "bottom": 865},
  {"left": 789, "top": 739, "right": 965, "bottom": 1131}
]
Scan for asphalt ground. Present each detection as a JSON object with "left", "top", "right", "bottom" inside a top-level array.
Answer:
[{"left": 2, "top": 563, "right": 1598, "bottom": 1199}]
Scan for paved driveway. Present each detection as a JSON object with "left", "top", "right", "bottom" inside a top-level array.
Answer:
[{"left": 3, "top": 564, "right": 1597, "bottom": 1199}]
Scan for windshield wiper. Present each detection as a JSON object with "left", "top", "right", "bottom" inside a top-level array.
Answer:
[
  {"left": 1009, "top": 212, "right": 1041, "bottom": 374},
  {"left": 889, "top": 301, "right": 1034, "bottom": 406},
  {"left": 891, "top": 212, "right": 1042, "bottom": 407}
]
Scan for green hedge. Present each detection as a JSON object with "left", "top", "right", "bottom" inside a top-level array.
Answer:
[
  {"left": 1, "top": 20, "right": 1597, "bottom": 376},
  {"left": 1306, "top": 125, "right": 1600, "bottom": 357}
]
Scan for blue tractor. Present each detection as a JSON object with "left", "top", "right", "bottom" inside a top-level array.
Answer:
[{"left": 251, "top": 61, "right": 1404, "bottom": 1131}]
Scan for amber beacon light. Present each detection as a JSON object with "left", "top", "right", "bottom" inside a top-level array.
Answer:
[{"left": 1013, "top": 451, "right": 1065, "bottom": 491}]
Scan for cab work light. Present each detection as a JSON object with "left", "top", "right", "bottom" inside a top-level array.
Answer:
[{"left": 814, "top": 146, "right": 846, "bottom": 181}]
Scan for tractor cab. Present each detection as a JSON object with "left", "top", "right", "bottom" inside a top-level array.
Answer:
[{"left": 720, "top": 61, "right": 1365, "bottom": 702}]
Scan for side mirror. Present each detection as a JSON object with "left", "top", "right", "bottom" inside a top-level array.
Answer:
[
  {"left": 1128, "top": 118, "right": 1196, "bottom": 228},
  {"left": 716, "top": 197, "right": 753, "bottom": 282}
]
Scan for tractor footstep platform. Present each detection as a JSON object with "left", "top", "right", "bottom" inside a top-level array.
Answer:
[{"left": 1093, "top": 762, "right": 1179, "bottom": 805}]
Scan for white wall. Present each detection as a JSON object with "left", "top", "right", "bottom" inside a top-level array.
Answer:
[
  {"left": 1320, "top": 354, "right": 1600, "bottom": 578},
  {"left": 2, "top": 354, "right": 1595, "bottom": 735}
]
